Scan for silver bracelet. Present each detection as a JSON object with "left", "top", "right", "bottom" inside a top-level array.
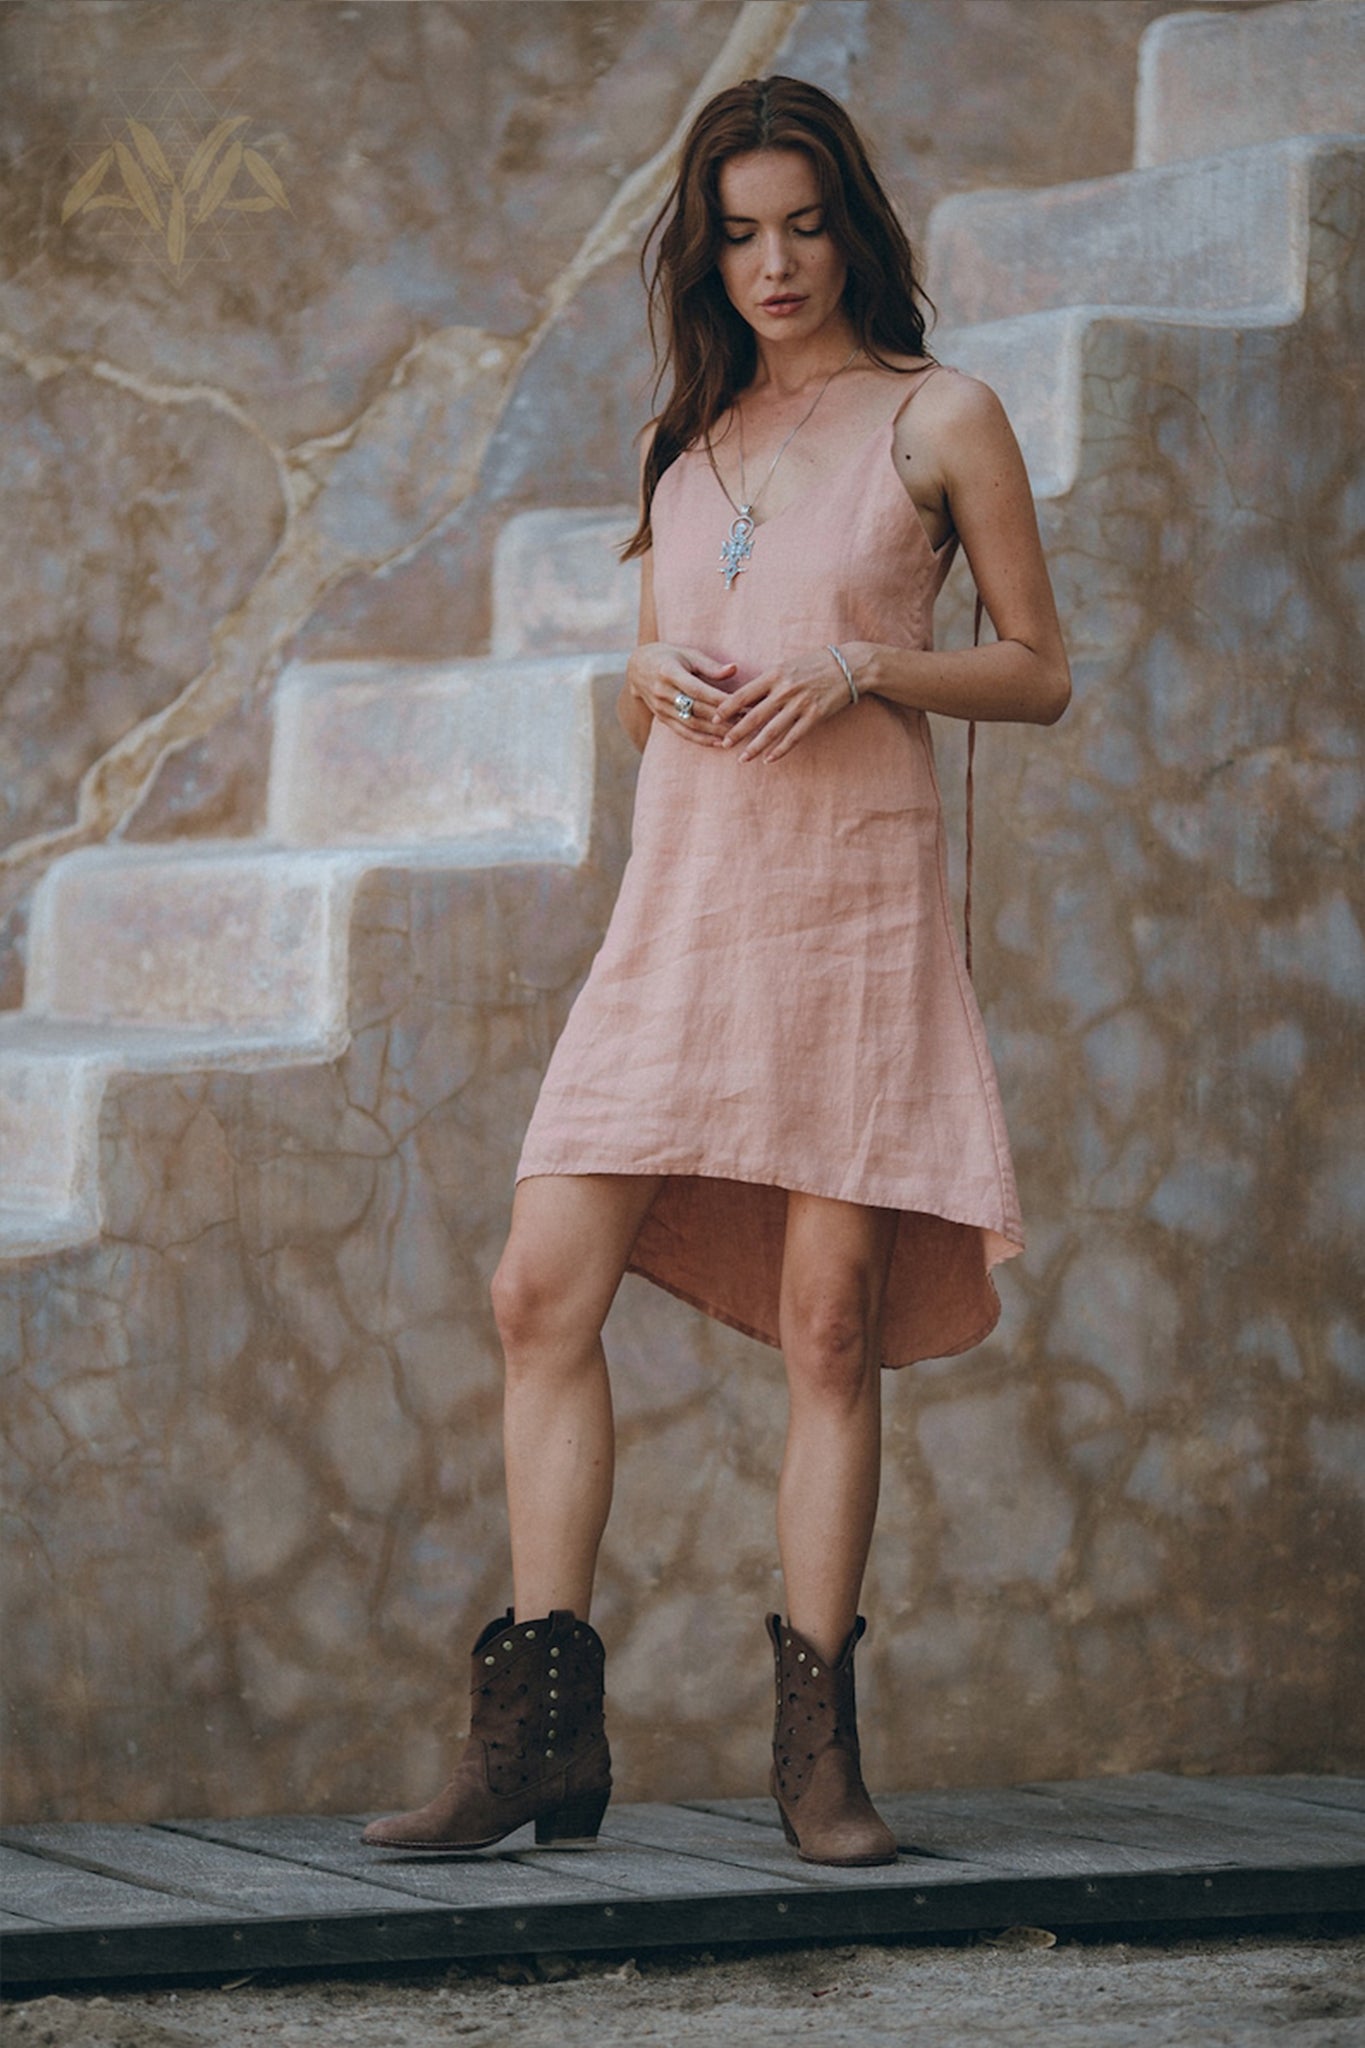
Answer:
[{"left": 826, "top": 643, "right": 858, "bottom": 704}]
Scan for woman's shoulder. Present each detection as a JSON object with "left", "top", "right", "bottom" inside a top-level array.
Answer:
[
  {"left": 864, "top": 354, "right": 1001, "bottom": 435},
  {"left": 886, "top": 358, "right": 1018, "bottom": 513},
  {"left": 890, "top": 357, "right": 1013, "bottom": 449},
  {"left": 879, "top": 353, "right": 1002, "bottom": 406}
]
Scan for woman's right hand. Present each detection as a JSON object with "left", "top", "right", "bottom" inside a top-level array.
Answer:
[{"left": 626, "top": 642, "right": 738, "bottom": 745}]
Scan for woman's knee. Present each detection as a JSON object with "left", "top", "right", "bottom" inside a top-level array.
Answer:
[
  {"left": 491, "top": 1248, "right": 555, "bottom": 1354},
  {"left": 490, "top": 1239, "right": 604, "bottom": 1365},
  {"left": 493, "top": 1174, "right": 656, "bottom": 1363},
  {"left": 783, "top": 1287, "right": 879, "bottom": 1403}
]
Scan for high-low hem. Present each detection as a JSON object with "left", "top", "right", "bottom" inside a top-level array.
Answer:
[
  {"left": 624, "top": 1258, "right": 1005, "bottom": 1372},
  {"left": 516, "top": 1157, "right": 1022, "bottom": 1370}
]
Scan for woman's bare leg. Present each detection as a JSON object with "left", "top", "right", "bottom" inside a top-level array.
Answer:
[
  {"left": 491, "top": 1173, "right": 660, "bottom": 1620},
  {"left": 776, "top": 1193, "right": 899, "bottom": 1664}
]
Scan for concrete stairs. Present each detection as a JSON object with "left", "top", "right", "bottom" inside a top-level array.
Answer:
[
  {"left": 928, "top": 131, "right": 1357, "bottom": 494},
  {"left": 1134, "top": 0, "right": 1365, "bottom": 167},
  {"left": 0, "top": 642, "right": 631, "bottom": 1258},
  {"left": 924, "top": 1, "right": 1364, "bottom": 487}
]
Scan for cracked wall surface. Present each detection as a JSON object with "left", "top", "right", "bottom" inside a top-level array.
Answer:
[{"left": 5, "top": 0, "right": 1361, "bottom": 1827}]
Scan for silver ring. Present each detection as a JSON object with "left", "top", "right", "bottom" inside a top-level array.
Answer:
[{"left": 673, "top": 692, "right": 695, "bottom": 721}]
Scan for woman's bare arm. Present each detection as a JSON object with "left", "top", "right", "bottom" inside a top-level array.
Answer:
[{"left": 848, "top": 371, "right": 1071, "bottom": 725}]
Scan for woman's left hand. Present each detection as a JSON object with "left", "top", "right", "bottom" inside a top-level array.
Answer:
[{"left": 716, "top": 648, "right": 855, "bottom": 764}]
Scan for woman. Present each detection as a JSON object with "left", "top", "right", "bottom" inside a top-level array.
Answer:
[{"left": 364, "top": 76, "right": 1070, "bottom": 1867}]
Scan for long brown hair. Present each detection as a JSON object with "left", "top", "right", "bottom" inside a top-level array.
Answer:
[{"left": 620, "top": 75, "right": 937, "bottom": 563}]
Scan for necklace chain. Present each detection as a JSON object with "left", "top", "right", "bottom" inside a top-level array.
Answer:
[{"left": 708, "top": 343, "right": 861, "bottom": 590}]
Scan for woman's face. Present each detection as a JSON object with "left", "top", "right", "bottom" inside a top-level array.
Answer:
[{"left": 713, "top": 146, "right": 849, "bottom": 346}]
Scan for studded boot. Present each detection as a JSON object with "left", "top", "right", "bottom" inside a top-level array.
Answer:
[
  {"left": 362, "top": 1609, "right": 610, "bottom": 1850},
  {"left": 767, "top": 1612, "right": 897, "bottom": 1866}
]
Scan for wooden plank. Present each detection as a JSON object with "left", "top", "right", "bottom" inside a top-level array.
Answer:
[
  {"left": 609, "top": 1801, "right": 998, "bottom": 1887},
  {"left": 684, "top": 1789, "right": 1262, "bottom": 1876},
  {"left": 1029, "top": 1773, "right": 1365, "bottom": 1842},
  {"left": 990, "top": 1784, "right": 1363, "bottom": 1869},
  {"left": 0, "top": 1822, "right": 433, "bottom": 1920},
  {"left": 6, "top": 1857, "right": 1362, "bottom": 1989},
  {"left": 878, "top": 1793, "right": 1248, "bottom": 1877},
  {"left": 6, "top": 1777, "right": 1363, "bottom": 1989},
  {"left": 180, "top": 1807, "right": 954, "bottom": 1906},
  {"left": 0, "top": 1844, "right": 223, "bottom": 1929},
  {"left": 892, "top": 1780, "right": 1364, "bottom": 1872},
  {"left": 1020, "top": 1776, "right": 1365, "bottom": 1864},
  {"left": 606, "top": 1801, "right": 787, "bottom": 1850},
  {"left": 556, "top": 1803, "right": 810, "bottom": 1892},
  {"left": 584, "top": 1803, "right": 988, "bottom": 1894},
  {"left": 1225, "top": 1775, "right": 1365, "bottom": 1816},
  {"left": 517, "top": 1837, "right": 799, "bottom": 1897},
  {"left": 162, "top": 1814, "right": 626, "bottom": 1909}
]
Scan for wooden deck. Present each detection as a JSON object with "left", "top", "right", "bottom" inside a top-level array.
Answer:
[{"left": 2, "top": 1774, "right": 1361, "bottom": 1988}]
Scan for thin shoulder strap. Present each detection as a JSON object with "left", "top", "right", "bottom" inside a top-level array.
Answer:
[
  {"left": 889, "top": 358, "right": 944, "bottom": 428},
  {"left": 964, "top": 591, "right": 984, "bottom": 979}
]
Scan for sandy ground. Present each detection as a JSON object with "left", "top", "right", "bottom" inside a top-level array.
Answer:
[{"left": 4, "top": 1926, "right": 1364, "bottom": 2048}]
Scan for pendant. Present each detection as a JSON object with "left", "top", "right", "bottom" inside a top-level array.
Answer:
[{"left": 720, "top": 509, "right": 755, "bottom": 590}]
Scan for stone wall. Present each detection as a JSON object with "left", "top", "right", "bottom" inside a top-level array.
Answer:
[{"left": 3, "top": 0, "right": 1362, "bottom": 1828}]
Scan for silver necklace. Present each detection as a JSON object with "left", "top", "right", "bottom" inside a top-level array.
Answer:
[{"left": 707, "top": 343, "right": 861, "bottom": 589}]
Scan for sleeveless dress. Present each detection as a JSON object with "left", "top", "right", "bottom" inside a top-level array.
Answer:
[{"left": 516, "top": 363, "right": 1023, "bottom": 1368}]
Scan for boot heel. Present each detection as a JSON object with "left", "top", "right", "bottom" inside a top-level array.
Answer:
[{"left": 535, "top": 1788, "right": 609, "bottom": 1847}]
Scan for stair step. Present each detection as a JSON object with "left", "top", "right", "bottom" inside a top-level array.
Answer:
[
  {"left": 10, "top": 650, "right": 624, "bottom": 1219},
  {"left": 26, "top": 631, "right": 622, "bottom": 1026},
  {"left": 24, "top": 846, "right": 365, "bottom": 1035},
  {"left": 929, "top": 135, "right": 1324, "bottom": 331},
  {"left": 491, "top": 511, "right": 639, "bottom": 657},
  {"left": 0, "top": 1017, "right": 358, "bottom": 1254},
  {"left": 1137, "top": 0, "right": 1365, "bottom": 168},
  {"left": 267, "top": 652, "right": 620, "bottom": 853},
  {"left": 0, "top": 1204, "right": 93, "bottom": 1260},
  {"left": 0, "top": 1043, "right": 103, "bottom": 1214}
]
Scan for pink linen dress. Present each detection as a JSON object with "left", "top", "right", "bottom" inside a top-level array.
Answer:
[{"left": 516, "top": 362, "right": 1023, "bottom": 1368}]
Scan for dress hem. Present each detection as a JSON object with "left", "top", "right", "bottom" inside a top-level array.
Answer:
[{"left": 623, "top": 1256, "right": 1004, "bottom": 1372}]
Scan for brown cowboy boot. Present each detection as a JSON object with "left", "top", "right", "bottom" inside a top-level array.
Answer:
[
  {"left": 767, "top": 1612, "right": 897, "bottom": 1866},
  {"left": 362, "top": 1608, "right": 610, "bottom": 1850}
]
